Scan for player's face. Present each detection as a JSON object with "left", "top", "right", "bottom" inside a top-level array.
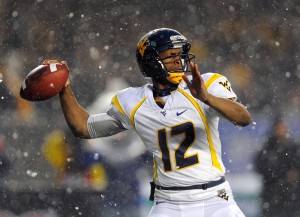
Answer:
[{"left": 159, "top": 48, "right": 183, "bottom": 72}]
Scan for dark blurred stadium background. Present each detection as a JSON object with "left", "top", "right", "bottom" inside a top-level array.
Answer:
[{"left": 0, "top": 0, "right": 300, "bottom": 216}]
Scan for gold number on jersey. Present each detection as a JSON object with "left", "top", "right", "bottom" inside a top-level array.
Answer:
[{"left": 158, "top": 121, "right": 199, "bottom": 172}]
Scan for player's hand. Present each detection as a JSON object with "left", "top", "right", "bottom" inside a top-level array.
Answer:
[
  {"left": 42, "top": 59, "right": 60, "bottom": 64},
  {"left": 60, "top": 61, "right": 70, "bottom": 87},
  {"left": 42, "top": 60, "right": 70, "bottom": 69},
  {"left": 42, "top": 60, "right": 70, "bottom": 88},
  {"left": 182, "top": 62, "right": 210, "bottom": 103}
]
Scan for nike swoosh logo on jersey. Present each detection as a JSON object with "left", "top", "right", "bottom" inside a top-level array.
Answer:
[{"left": 176, "top": 109, "right": 187, "bottom": 116}]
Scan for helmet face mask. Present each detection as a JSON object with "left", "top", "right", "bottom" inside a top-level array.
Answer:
[
  {"left": 136, "top": 28, "right": 195, "bottom": 84},
  {"left": 159, "top": 52, "right": 195, "bottom": 84}
]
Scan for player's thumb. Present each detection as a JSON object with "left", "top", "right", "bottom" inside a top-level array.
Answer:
[
  {"left": 182, "top": 75, "right": 191, "bottom": 89},
  {"left": 64, "top": 79, "right": 70, "bottom": 87}
]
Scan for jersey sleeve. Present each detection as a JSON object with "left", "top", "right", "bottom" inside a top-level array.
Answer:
[
  {"left": 87, "top": 113, "right": 125, "bottom": 138},
  {"left": 87, "top": 93, "right": 135, "bottom": 138},
  {"left": 203, "top": 73, "right": 237, "bottom": 100},
  {"left": 106, "top": 95, "right": 134, "bottom": 130},
  {"left": 202, "top": 73, "right": 238, "bottom": 117}
]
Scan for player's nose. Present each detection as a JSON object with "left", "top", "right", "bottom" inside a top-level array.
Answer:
[{"left": 174, "top": 56, "right": 181, "bottom": 65}]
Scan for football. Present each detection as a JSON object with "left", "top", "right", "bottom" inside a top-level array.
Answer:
[{"left": 20, "top": 61, "right": 69, "bottom": 101}]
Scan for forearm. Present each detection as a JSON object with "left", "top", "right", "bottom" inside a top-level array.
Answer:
[
  {"left": 206, "top": 94, "right": 252, "bottom": 127},
  {"left": 59, "top": 86, "right": 91, "bottom": 138}
]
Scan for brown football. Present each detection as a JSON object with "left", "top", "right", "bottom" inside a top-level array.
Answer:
[{"left": 20, "top": 62, "right": 69, "bottom": 101}]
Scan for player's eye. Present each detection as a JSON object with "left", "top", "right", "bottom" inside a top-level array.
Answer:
[{"left": 161, "top": 53, "right": 182, "bottom": 63}]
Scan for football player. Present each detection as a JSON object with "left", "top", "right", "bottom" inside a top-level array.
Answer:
[{"left": 58, "top": 28, "right": 252, "bottom": 217}]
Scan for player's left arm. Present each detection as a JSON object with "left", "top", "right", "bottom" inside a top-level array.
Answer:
[{"left": 183, "top": 62, "right": 252, "bottom": 127}]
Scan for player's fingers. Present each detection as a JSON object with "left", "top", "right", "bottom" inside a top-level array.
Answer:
[
  {"left": 183, "top": 75, "right": 196, "bottom": 96},
  {"left": 190, "top": 62, "right": 200, "bottom": 82},
  {"left": 194, "top": 63, "right": 205, "bottom": 85},
  {"left": 61, "top": 61, "right": 70, "bottom": 70},
  {"left": 182, "top": 75, "right": 191, "bottom": 87},
  {"left": 42, "top": 60, "right": 60, "bottom": 65},
  {"left": 189, "top": 62, "right": 201, "bottom": 85},
  {"left": 190, "top": 62, "right": 195, "bottom": 75},
  {"left": 193, "top": 63, "right": 201, "bottom": 78}
]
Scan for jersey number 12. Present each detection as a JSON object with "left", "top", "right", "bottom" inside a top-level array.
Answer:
[{"left": 158, "top": 121, "right": 199, "bottom": 172}]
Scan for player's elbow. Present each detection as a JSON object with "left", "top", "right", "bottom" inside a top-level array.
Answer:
[
  {"left": 73, "top": 131, "right": 90, "bottom": 139},
  {"left": 70, "top": 126, "right": 91, "bottom": 139},
  {"left": 235, "top": 111, "right": 252, "bottom": 127},
  {"left": 237, "top": 120, "right": 251, "bottom": 127}
]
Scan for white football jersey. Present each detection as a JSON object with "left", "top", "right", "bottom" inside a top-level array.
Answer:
[{"left": 89, "top": 73, "right": 237, "bottom": 201}]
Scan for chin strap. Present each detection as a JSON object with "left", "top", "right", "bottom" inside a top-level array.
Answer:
[{"left": 167, "top": 72, "right": 185, "bottom": 84}]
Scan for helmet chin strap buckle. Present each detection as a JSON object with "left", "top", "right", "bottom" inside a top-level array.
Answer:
[{"left": 167, "top": 72, "right": 185, "bottom": 84}]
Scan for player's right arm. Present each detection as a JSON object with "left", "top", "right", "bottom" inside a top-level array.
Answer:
[
  {"left": 59, "top": 85, "right": 91, "bottom": 138},
  {"left": 59, "top": 83, "right": 126, "bottom": 139}
]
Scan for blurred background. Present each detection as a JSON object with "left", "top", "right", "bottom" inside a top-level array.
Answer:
[{"left": 0, "top": 0, "right": 300, "bottom": 216}]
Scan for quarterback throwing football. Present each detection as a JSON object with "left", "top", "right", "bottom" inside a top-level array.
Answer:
[{"left": 58, "top": 28, "right": 252, "bottom": 217}]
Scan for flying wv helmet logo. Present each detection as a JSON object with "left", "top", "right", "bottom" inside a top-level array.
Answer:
[
  {"left": 137, "top": 37, "right": 157, "bottom": 57},
  {"left": 137, "top": 37, "right": 148, "bottom": 57},
  {"left": 219, "top": 80, "right": 231, "bottom": 92}
]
